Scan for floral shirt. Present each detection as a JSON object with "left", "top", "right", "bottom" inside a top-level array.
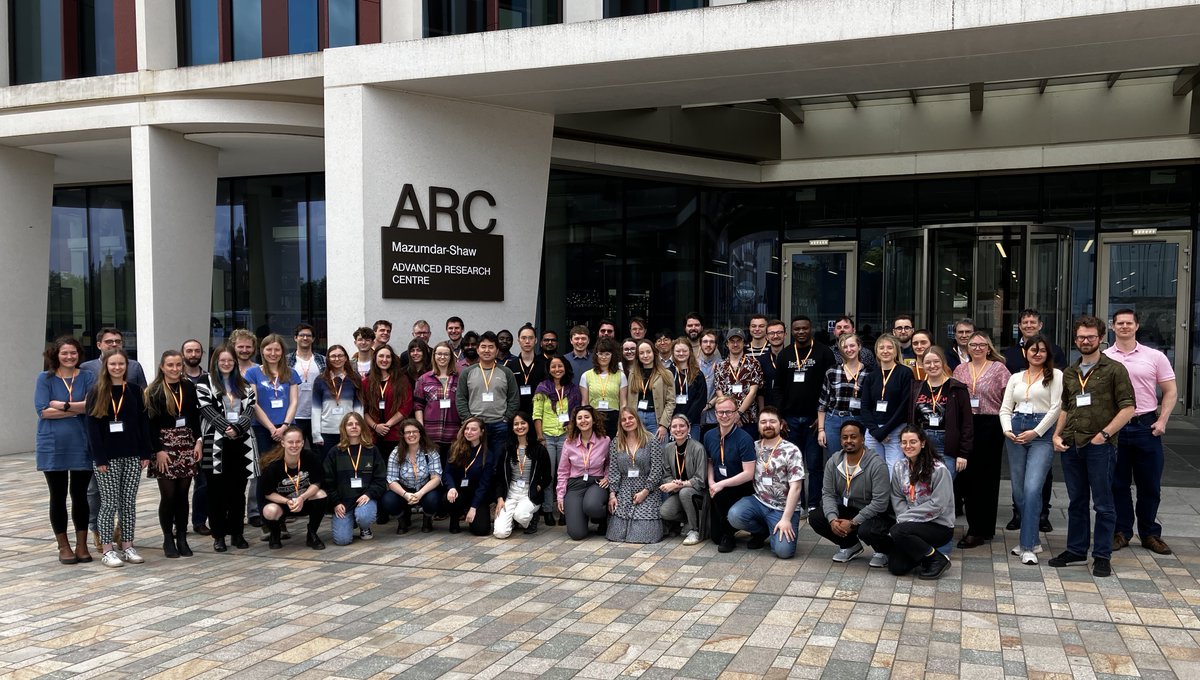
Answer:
[
  {"left": 713, "top": 356, "right": 764, "bottom": 425},
  {"left": 752, "top": 439, "right": 805, "bottom": 511}
]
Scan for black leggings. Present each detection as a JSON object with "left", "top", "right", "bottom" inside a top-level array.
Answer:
[
  {"left": 157, "top": 477, "right": 193, "bottom": 537},
  {"left": 205, "top": 470, "right": 248, "bottom": 539},
  {"left": 44, "top": 470, "right": 92, "bottom": 534}
]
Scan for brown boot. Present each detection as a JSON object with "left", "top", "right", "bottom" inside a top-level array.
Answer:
[
  {"left": 74, "top": 531, "right": 93, "bottom": 563},
  {"left": 56, "top": 534, "right": 78, "bottom": 565}
]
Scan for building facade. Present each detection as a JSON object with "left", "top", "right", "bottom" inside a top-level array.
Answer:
[{"left": 3, "top": 0, "right": 1199, "bottom": 453}]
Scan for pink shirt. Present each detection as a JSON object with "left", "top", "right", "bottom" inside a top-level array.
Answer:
[
  {"left": 952, "top": 360, "right": 1011, "bottom": 415},
  {"left": 556, "top": 434, "right": 612, "bottom": 500},
  {"left": 1103, "top": 343, "right": 1175, "bottom": 414}
]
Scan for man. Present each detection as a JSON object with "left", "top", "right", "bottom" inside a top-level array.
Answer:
[
  {"left": 697, "top": 329, "right": 721, "bottom": 430},
  {"left": 892, "top": 314, "right": 916, "bottom": 365},
  {"left": 757, "top": 320, "right": 789, "bottom": 411},
  {"left": 372, "top": 319, "right": 392, "bottom": 350},
  {"left": 1050, "top": 315, "right": 1136, "bottom": 578},
  {"left": 565, "top": 325, "right": 592, "bottom": 380},
  {"left": 1104, "top": 309, "right": 1176, "bottom": 555},
  {"left": 445, "top": 316, "right": 465, "bottom": 358},
  {"left": 1003, "top": 308, "right": 1067, "bottom": 533},
  {"left": 684, "top": 313, "right": 704, "bottom": 351},
  {"left": 712, "top": 328, "right": 763, "bottom": 437},
  {"left": 80, "top": 328, "right": 148, "bottom": 387},
  {"left": 457, "top": 332, "right": 521, "bottom": 466},
  {"left": 776, "top": 316, "right": 836, "bottom": 513},
  {"left": 654, "top": 331, "right": 674, "bottom": 367},
  {"left": 458, "top": 331, "right": 480, "bottom": 370},
  {"left": 831, "top": 316, "right": 877, "bottom": 371},
  {"left": 400, "top": 319, "right": 432, "bottom": 366},
  {"left": 808, "top": 420, "right": 897, "bottom": 567},
  {"left": 727, "top": 408, "right": 805, "bottom": 558},
  {"left": 703, "top": 396, "right": 757, "bottom": 552},
  {"left": 745, "top": 314, "right": 770, "bottom": 357},
  {"left": 629, "top": 316, "right": 647, "bottom": 341},
  {"left": 540, "top": 329, "right": 560, "bottom": 361},
  {"left": 947, "top": 318, "right": 975, "bottom": 371},
  {"left": 181, "top": 339, "right": 208, "bottom": 384},
  {"left": 350, "top": 326, "right": 375, "bottom": 375},
  {"left": 287, "top": 323, "right": 327, "bottom": 446},
  {"left": 597, "top": 319, "right": 617, "bottom": 340},
  {"left": 496, "top": 329, "right": 515, "bottom": 362},
  {"left": 231, "top": 329, "right": 260, "bottom": 375},
  {"left": 505, "top": 324, "right": 547, "bottom": 416}
]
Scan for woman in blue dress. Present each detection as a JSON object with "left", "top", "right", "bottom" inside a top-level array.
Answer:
[{"left": 35, "top": 336, "right": 97, "bottom": 564}]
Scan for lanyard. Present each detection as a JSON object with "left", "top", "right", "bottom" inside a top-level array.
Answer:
[
  {"left": 465, "top": 445, "right": 482, "bottom": 473},
  {"left": 879, "top": 367, "right": 894, "bottom": 399},
  {"left": 285, "top": 462, "right": 303, "bottom": 495},
  {"left": 408, "top": 449, "right": 421, "bottom": 480},
  {"left": 333, "top": 375, "right": 344, "bottom": 403},
  {"left": 297, "top": 357, "right": 312, "bottom": 382},
  {"left": 167, "top": 382, "right": 184, "bottom": 413},
  {"left": 224, "top": 383, "right": 239, "bottom": 412},
  {"left": 759, "top": 439, "right": 781, "bottom": 467},
  {"left": 844, "top": 461, "right": 859, "bottom": 494},
  {"left": 729, "top": 358, "right": 743, "bottom": 383},
  {"left": 581, "top": 438, "right": 595, "bottom": 470},
  {"left": 908, "top": 479, "right": 917, "bottom": 503},
  {"left": 1078, "top": 366, "right": 1094, "bottom": 393},
  {"left": 675, "top": 445, "right": 687, "bottom": 478},
  {"left": 596, "top": 372, "right": 612, "bottom": 401},
  {"left": 518, "top": 358, "right": 534, "bottom": 384},
  {"left": 438, "top": 375, "right": 450, "bottom": 399},
  {"left": 676, "top": 368, "right": 688, "bottom": 394},
  {"left": 719, "top": 432, "right": 727, "bottom": 465},
  {"left": 268, "top": 372, "right": 282, "bottom": 398},
  {"left": 1024, "top": 369, "right": 1043, "bottom": 401},
  {"left": 516, "top": 445, "right": 526, "bottom": 475},
  {"left": 913, "top": 363, "right": 926, "bottom": 382},
  {"left": 638, "top": 372, "right": 652, "bottom": 399},
  {"left": 379, "top": 378, "right": 390, "bottom": 405},
  {"left": 347, "top": 444, "right": 362, "bottom": 476},
  {"left": 844, "top": 364, "right": 861, "bottom": 397},
  {"left": 968, "top": 361, "right": 987, "bottom": 395},
  {"left": 480, "top": 365, "right": 496, "bottom": 391},
  {"left": 59, "top": 371, "right": 78, "bottom": 401},
  {"left": 925, "top": 380, "right": 945, "bottom": 411},
  {"left": 555, "top": 386, "right": 566, "bottom": 413},
  {"left": 793, "top": 343, "right": 814, "bottom": 372},
  {"left": 110, "top": 385, "right": 125, "bottom": 419}
]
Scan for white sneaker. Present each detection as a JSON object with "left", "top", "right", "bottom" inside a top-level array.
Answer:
[
  {"left": 869, "top": 552, "right": 889, "bottom": 568},
  {"left": 1021, "top": 550, "right": 1039, "bottom": 565},
  {"left": 360, "top": 527, "right": 374, "bottom": 541},
  {"left": 682, "top": 530, "right": 701, "bottom": 546},
  {"left": 121, "top": 547, "right": 144, "bottom": 564},
  {"left": 1010, "top": 544, "right": 1043, "bottom": 556},
  {"left": 101, "top": 550, "right": 125, "bottom": 568},
  {"left": 833, "top": 543, "right": 864, "bottom": 563}
]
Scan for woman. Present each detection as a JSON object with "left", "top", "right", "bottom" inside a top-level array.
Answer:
[
  {"left": 910, "top": 330, "right": 934, "bottom": 382},
  {"left": 35, "top": 336, "right": 97, "bottom": 564},
  {"left": 382, "top": 419, "right": 445, "bottom": 533},
  {"left": 628, "top": 339, "right": 676, "bottom": 442},
  {"left": 364, "top": 344, "right": 413, "bottom": 458},
  {"left": 910, "top": 347, "right": 973, "bottom": 480},
  {"left": 859, "top": 334, "right": 913, "bottom": 472},
  {"left": 658, "top": 414, "right": 708, "bottom": 545},
  {"left": 606, "top": 408, "right": 666, "bottom": 543},
  {"left": 669, "top": 339, "right": 709, "bottom": 442},
  {"left": 493, "top": 412, "right": 553, "bottom": 538},
  {"left": 556, "top": 405, "right": 612, "bottom": 541},
  {"left": 952, "top": 331, "right": 1012, "bottom": 549},
  {"left": 85, "top": 349, "right": 151, "bottom": 567},
  {"left": 620, "top": 339, "right": 638, "bottom": 378},
  {"left": 888, "top": 427, "right": 955, "bottom": 579},
  {"left": 532, "top": 355, "right": 581, "bottom": 526},
  {"left": 196, "top": 344, "right": 257, "bottom": 552},
  {"left": 258, "top": 426, "right": 327, "bottom": 550},
  {"left": 413, "top": 342, "right": 460, "bottom": 468},
  {"left": 311, "top": 344, "right": 363, "bottom": 457},
  {"left": 580, "top": 337, "right": 627, "bottom": 436},
  {"left": 403, "top": 338, "right": 432, "bottom": 386},
  {"left": 146, "top": 350, "right": 204, "bottom": 558},
  {"left": 817, "top": 333, "right": 870, "bottom": 459},
  {"left": 712, "top": 330, "right": 763, "bottom": 437},
  {"left": 245, "top": 334, "right": 301, "bottom": 462},
  {"left": 443, "top": 417, "right": 497, "bottom": 536},
  {"left": 324, "top": 412, "right": 387, "bottom": 546},
  {"left": 999, "top": 334, "right": 1063, "bottom": 564}
]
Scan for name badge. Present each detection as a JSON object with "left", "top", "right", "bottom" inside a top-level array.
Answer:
[
  {"left": 843, "top": 495, "right": 850, "bottom": 506},
  {"left": 761, "top": 476, "right": 773, "bottom": 486},
  {"left": 225, "top": 410, "right": 239, "bottom": 421},
  {"left": 730, "top": 384, "right": 743, "bottom": 394},
  {"left": 271, "top": 399, "right": 284, "bottom": 409},
  {"left": 848, "top": 398, "right": 862, "bottom": 410},
  {"left": 350, "top": 477, "right": 363, "bottom": 489},
  {"left": 482, "top": 392, "right": 495, "bottom": 403},
  {"left": 598, "top": 400, "right": 610, "bottom": 410},
  {"left": 331, "top": 406, "right": 345, "bottom": 415},
  {"left": 928, "top": 415, "right": 941, "bottom": 427},
  {"left": 970, "top": 397, "right": 981, "bottom": 409},
  {"left": 557, "top": 412, "right": 570, "bottom": 423},
  {"left": 875, "top": 400, "right": 888, "bottom": 413},
  {"left": 627, "top": 469, "right": 640, "bottom": 478},
  {"left": 520, "top": 385, "right": 532, "bottom": 396},
  {"left": 637, "top": 399, "right": 649, "bottom": 410},
  {"left": 517, "top": 479, "right": 526, "bottom": 487},
  {"left": 676, "top": 395, "right": 687, "bottom": 405},
  {"left": 439, "top": 398, "right": 451, "bottom": 409},
  {"left": 794, "top": 372, "right": 806, "bottom": 383},
  {"left": 583, "top": 473, "right": 589, "bottom": 481},
  {"left": 378, "top": 400, "right": 386, "bottom": 410},
  {"left": 717, "top": 466, "right": 727, "bottom": 476},
  {"left": 1076, "top": 393, "right": 1092, "bottom": 407},
  {"left": 1018, "top": 402, "right": 1034, "bottom": 414},
  {"left": 175, "top": 417, "right": 187, "bottom": 428},
  {"left": 109, "top": 421, "right": 124, "bottom": 433},
  {"left": 460, "top": 479, "right": 470, "bottom": 487},
  {"left": 300, "top": 382, "right": 312, "bottom": 391}
]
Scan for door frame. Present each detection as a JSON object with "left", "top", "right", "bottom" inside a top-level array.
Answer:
[
  {"left": 1096, "top": 230, "right": 1192, "bottom": 414},
  {"left": 780, "top": 240, "right": 858, "bottom": 329}
]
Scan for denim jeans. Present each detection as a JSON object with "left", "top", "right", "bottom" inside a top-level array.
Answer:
[
  {"left": 727, "top": 496, "right": 802, "bottom": 559},
  {"left": 784, "top": 416, "right": 821, "bottom": 509},
  {"left": 542, "top": 433, "right": 566, "bottom": 514},
  {"left": 330, "top": 499, "right": 378, "bottom": 545},
  {"left": 1113, "top": 421, "right": 1164, "bottom": 540},
  {"left": 1061, "top": 442, "right": 1117, "bottom": 559},
  {"left": 484, "top": 421, "right": 509, "bottom": 470},
  {"left": 639, "top": 410, "right": 658, "bottom": 437},
  {"left": 822, "top": 412, "right": 849, "bottom": 460},
  {"left": 864, "top": 431, "right": 903, "bottom": 477},
  {"left": 1005, "top": 413, "right": 1053, "bottom": 550}
]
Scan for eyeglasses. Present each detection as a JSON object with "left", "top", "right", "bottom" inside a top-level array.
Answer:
[
  {"left": 715, "top": 410, "right": 737, "bottom": 417},
  {"left": 767, "top": 330, "right": 786, "bottom": 336},
  {"left": 1075, "top": 335, "right": 1100, "bottom": 341},
  {"left": 893, "top": 326, "right": 913, "bottom": 331},
  {"left": 101, "top": 338, "right": 123, "bottom": 346},
  {"left": 968, "top": 343, "right": 989, "bottom": 349},
  {"left": 296, "top": 334, "right": 314, "bottom": 339}
]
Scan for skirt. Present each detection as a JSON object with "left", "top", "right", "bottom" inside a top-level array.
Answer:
[{"left": 147, "top": 426, "right": 198, "bottom": 480}]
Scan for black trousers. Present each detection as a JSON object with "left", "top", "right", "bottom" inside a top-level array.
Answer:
[
  {"left": 709, "top": 482, "right": 754, "bottom": 543},
  {"left": 448, "top": 487, "right": 492, "bottom": 536},
  {"left": 887, "top": 521, "right": 954, "bottom": 575},
  {"left": 965, "top": 415, "right": 1003, "bottom": 539},
  {"left": 266, "top": 496, "right": 327, "bottom": 533},
  {"left": 809, "top": 504, "right": 895, "bottom": 551},
  {"left": 44, "top": 470, "right": 92, "bottom": 534},
  {"left": 205, "top": 469, "right": 249, "bottom": 539}
]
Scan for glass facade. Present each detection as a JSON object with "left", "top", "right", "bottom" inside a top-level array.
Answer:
[
  {"left": 424, "top": 0, "right": 561, "bottom": 37},
  {"left": 10, "top": 0, "right": 128, "bottom": 84},
  {"left": 177, "top": 0, "right": 376, "bottom": 66},
  {"left": 604, "top": 0, "right": 706, "bottom": 17}
]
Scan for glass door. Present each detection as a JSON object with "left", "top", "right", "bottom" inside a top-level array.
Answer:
[
  {"left": 781, "top": 241, "right": 857, "bottom": 340},
  {"left": 1025, "top": 229, "right": 1071, "bottom": 350},
  {"left": 1096, "top": 232, "right": 1191, "bottom": 413},
  {"left": 883, "top": 230, "right": 926, "bottom": 331}
]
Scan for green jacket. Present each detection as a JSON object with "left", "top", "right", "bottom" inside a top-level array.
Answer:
[{"left": 1060, "top": 354, "right": 1135, "bottom": 447}]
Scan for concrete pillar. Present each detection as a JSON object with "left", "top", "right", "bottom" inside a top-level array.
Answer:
[
  {"left": 136, "top": 0, "right": 178, "bottom": 71},
  {"left": 0, "top": 0, "right": 10, "bottom": 86},
  {"left": 324, "top": 86, "right": 554, "bottom": 344},
  {"left": 0, "top": 145, "right": 55, "bottom": 453},
  {"left": 564, "top": 0, "right": 603, "bottom": 23},
  {"left": 131, "top": 127, "right": 217, "bottom": 366},
  {"left": 380, "top": 1, "right": 424, "bottom": 42}
]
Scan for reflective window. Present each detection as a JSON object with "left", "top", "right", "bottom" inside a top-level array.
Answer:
[
  {"left": 179, "top": 0, "right": 221, "bottom": 65},
  {"left": 623, "top": 184, "right": 699, "bottom": 336},
  {"left": 232, "top": 0, "right": 263, "bottom": 60},
  {"left": 604, "top": 0, "right": 705, "bottom": 17},
  {"left": 702, "top": 190, "right": 781, "bottom": 332},
  {"left": 80, "top": 0, "right": 117, "bottom": 77},
  {"left": 11, "top": 0, "right": 63, "bottom": 83},
  {"left": 329, "top": 0, "right": 358, "bottom": 47},
  {"left": 288, "top": 0, "right": 319, "bottom": 54},
  {"left": 1100, "top": 167, "right": 1192, "bottom": 229},
  {"left": 542, "top": 174, "right": 623, "bottom": 334},
  {"left": 424, "top": 0, "right": 560, "bottom": 36},
  {"left": 918, "top": 178, "right": 974, "bottom": 224}
]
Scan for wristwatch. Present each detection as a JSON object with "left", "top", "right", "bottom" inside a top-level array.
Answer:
[{"left": 1100, "top": 431, "right": 1112, "bottom": 441}]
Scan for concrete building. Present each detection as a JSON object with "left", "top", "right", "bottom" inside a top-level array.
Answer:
[{"left": 3, "top": 0, "right": 1199, "bottom": 453}]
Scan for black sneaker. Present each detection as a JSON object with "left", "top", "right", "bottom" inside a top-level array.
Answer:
[
  {"left": 1039, "top": 517, "right": 1054, "bottom": 533},
  {"left": 919, "top": 551, "right": 951, "bottom": 580},
  {"left": 717, "top": 535, "right": 735, "bottom": 553},
  {"left": 1091, "top": 557, "right": 1112, "bottom": 578},
  {"left": 747, "top": 534, "right": 767, "bottom": 550},
  {"left": 1047, "top": 550, "right": 1088, "bottom": 568},
  {"left": 1005, "top": 515, "right": 1020, "bottom": 531},
  {"left": 248, "top": 516, "right": 264, "bottom": 528}
]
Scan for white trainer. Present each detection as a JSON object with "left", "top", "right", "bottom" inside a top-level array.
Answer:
[
  {"left": 1010, "top": 544, "right": 1043, "bottom": 556},
  {"left": 682, "top": 530, "right": 701, "bottom": 546},
  {"left": 1021, "top": 550, "right": 1039, "bottom": 565},
  {"left": 121, "top": 547, "right": 144, "bottom": 564},
  {"left": 101, "top": 550, "right": 125, "bottom": 568}
]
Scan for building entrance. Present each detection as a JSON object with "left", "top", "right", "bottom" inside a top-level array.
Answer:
[
  {"left": 883, "top": 224, "right": 1072, "bottom": 354},
  {"left": 781, "top": 240, "right": 858, "bottom": 337}
]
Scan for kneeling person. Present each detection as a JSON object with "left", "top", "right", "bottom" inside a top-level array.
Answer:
[
  {"left": 324, "top": 413, "right": 386, "bottom": 545},
  {"left": 888, "top": 426, "right": 954, "bottom": 579},
  {"left": 259, "top": 427, "right": 328, "bottom": 550},
  {"left": 809, "top": 420, "right": 894, "bottom": 564},
  {"left": 727, "top": 408, "right": 805, "bottom": 558},
  {"left": 494, "top": 412, "right": 552, "bottom": 538}
]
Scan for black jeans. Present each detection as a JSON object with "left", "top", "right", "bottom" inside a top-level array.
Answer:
[
  {"left": 888, "top": 521, "right": 954, "bottom": 575},
  {"left": 709, "top": 482, "right": 754, "bottom": 543},
  {"left": 809, "top": 504, "right": 895, "bottom": 550},
  {"left": 205, "top": 470, "right": 249, "bottom": 539},
  {"left": 266, "top": 496, "right": 327, "bottom": 533}
]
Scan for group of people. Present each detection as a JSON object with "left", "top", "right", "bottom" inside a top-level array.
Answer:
[{"left": 35, "top": 308, "right": 1175, "bottom": 579}]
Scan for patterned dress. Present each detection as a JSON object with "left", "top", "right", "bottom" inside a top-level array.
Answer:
[
  {"left": 712, "top": 356, "right": 765, "bottom": 427},
  {"left": 605, "top": 437, "right": 666, "bottom": 544}
]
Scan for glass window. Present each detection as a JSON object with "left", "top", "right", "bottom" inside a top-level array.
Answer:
[
  {"left": 702, "top": 190, "right": 781, "bottom": 332},
  {"left": 1100, "top": 167, "right": 1193, "bottom": 229},
  {"left": 918, "top": 178, "right": 975, "bottom": 224},
  {"left": 424, "top": 0, "right": 486, "bottom": 37},
  {"left": 179, "top": 0, "right": 221, "bottom": 66},
  {"left": 80, "top": 0, "right": 117, "bottom": 76},
  {"left": 210, "top": 180, "right": 234, "bottom": 348},
  {"left": 305, "top": 175, "right": 328, "bottom": 346},
  {"left": 11, "top": 0, "right": 63, "bottom": 84},
  {"left": 288, "top": 0, "right": 319, "bottom": 54},
  {"left": 978, "top": 174, "right": 1039, "bottom": 220},
  {"left": 48, "top": 189, "right": 88, "bottom": 343},
  {"left": 623, "top": 184, "right": 699, "bottom": 336},
  {"left": 604, "top": 0, "right": 704, "bottom": 16},
  {"left": 233, "top": 0, "right": 263, "bottom": 60},
  {"left": 859, "top": 181, "right": 914, "bottom": 226},
  {"left": 328, "top": 0, "right": 358, "bottom": 47},
  {"left": 1043, "top": 171, "right": 1096, "bottom": 220},
  {"left": 497, "top": 0, "right": 560, "bottom": 29},
  {"left": 542, "top": 173, "right": 623, "bottom": 335}
]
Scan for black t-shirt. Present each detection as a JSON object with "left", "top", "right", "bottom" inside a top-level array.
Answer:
[{"left": 913, "top": 381, "right": 949, "bottom": 431}]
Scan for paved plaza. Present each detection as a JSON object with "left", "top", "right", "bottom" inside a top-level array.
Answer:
[{"left": 2, "top": 430, "right": 1199, "bottom": 679}]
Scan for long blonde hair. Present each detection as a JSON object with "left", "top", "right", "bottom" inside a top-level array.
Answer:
[
  {"left": 615, "top": 406, "right": 649, "bottom": 454},
  {"left": 88, "top": 349, "right": 129, "bottom": 418}
]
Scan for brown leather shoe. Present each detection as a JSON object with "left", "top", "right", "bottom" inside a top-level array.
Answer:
[
  {"left": 1112, "top": 532, "right": 1129, "bottom": 551},
  {"left": 1141, "top": 535, "right": 1172, "bottom": 555}
]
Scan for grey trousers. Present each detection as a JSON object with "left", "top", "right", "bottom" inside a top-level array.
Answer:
[
  {"left": 563, "top": 477, "right": 608, "bottom": 541},
  {"left": 660, "top": 486, "right": 702, "bottom": 533}
]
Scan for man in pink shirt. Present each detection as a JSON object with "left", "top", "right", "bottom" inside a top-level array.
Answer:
[{"left": 1103, "top": 308, "right": 1176, "bottom": 555}]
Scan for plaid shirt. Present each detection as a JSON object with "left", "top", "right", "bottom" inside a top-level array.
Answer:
[
  {"left": 818, "top": 364, "right": 872, "bottom": 414},
  {"left": 386, "top": 446, "right": 443, "bottom": 490}
]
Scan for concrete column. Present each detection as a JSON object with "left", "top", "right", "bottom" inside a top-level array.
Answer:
[
  {"left": 380, "top": 1, "right": 424, "bottom": 42},
  {"left": 564, "top": 0, "right": 603, "bottom": 23},
  {"left": 0, "top": 145, "right": 55, "bottom": 453},
  {"left": 324, "top": 85, "right": 554, "bottom": 344},
  {"left": 131, "top": 127, "right": 217, "bottom": 366},
  {"left": 0, "top": 0, "right": 10, "bottom": 86},
  {"left": 136, "top": 0, "right": 178, "bottom": 71}
]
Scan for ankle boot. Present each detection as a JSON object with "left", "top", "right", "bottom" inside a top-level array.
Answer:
[
  {"left": 74, "top": 531, "right": 93, "bottom": 563},
  {"left": 162, "top": 528, "right": 180, "bottom": 558},
  {"left": 306, "top": 529, "right": 325, "bottom": 550},
  {"left": 542, "top": 511, "right": 555, "bottom": 527},
  {"left": 449, "top": 517, "right": 462, "bottom": 534},
  {"left": 175, "top": 529, "right": 193, "bottom": 557},
  {"left": 421, "top": 515, "right": 434, "bottom": 533},
  {"left": 56, "top": 533, "right": 78, "bottom": 565},
  {"left": 267, "top": 522, "right": 283, "bottom": 549},
  {"left": 523, "top": 513, "right": 539, "bottom": 535}
]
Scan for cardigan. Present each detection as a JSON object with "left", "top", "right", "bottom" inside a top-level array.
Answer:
[
  {"left": 84, "top": 384, "right": 152, "bottom": 466},
  {"left": 858, "top": 364, "right": 913, "bottom": 442},
  {"left": 908, "top": 377, "right": 974, "bottom": 459},
  {"left": 493, "top": 439, "right": 553, "bottom": 503},
  {"left": 195, "top": 375, "right": 258, "bottom": 475}
]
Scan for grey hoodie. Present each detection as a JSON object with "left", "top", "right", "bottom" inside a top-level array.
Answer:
[
  {"left": 890, "top": 459, "right": 956, "bottom": 529},
  {"left": 822, "top": 447, "right": 891, "bottom": 526}
]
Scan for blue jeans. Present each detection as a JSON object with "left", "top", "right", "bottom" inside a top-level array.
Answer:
[
  {"left": 1005, "top": 413, "right": 1053, "bottom": 550},
  {"left": 331, "top": 499, "right": 378, "bottom": 545},
  {"left": 1061, "top": 442, "right": 1116, "bottom": 559},
  {"left": 727, "top": 496, "right": 802, "bottom": 559},
  {"left": 784, "top": 416, "right": 821, "bottom": 510},
  {"left": 639, "top": 410, "right": 658, "bottom": 436},
  {"left": 690, "top": 424, "right": 702, "bottom": 442},
  {"left": 1113, "top": 421, "right": 1164, "bottom": 540},
  {"left": 484, "top": 421, "right": 509, "bottom": 469},
  {"left": 822, "top": 412, "right": 849, "bottom": 460},
  {"left": 865, "top": 431, "right": 903, "bottom": 477},
  {"left": 543, "top": 433, "right": 566, "bottom": 514}
]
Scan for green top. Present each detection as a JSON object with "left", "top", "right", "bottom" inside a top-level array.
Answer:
[
  {"left": 1060, "top": 354, "right": 1135, "bottom": 447},
  {"left": 581, "top": 369, "right": 625, "bottom": 411},
  {"left": 532, "top": 392, "right": 570, "bottom": 437}
]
